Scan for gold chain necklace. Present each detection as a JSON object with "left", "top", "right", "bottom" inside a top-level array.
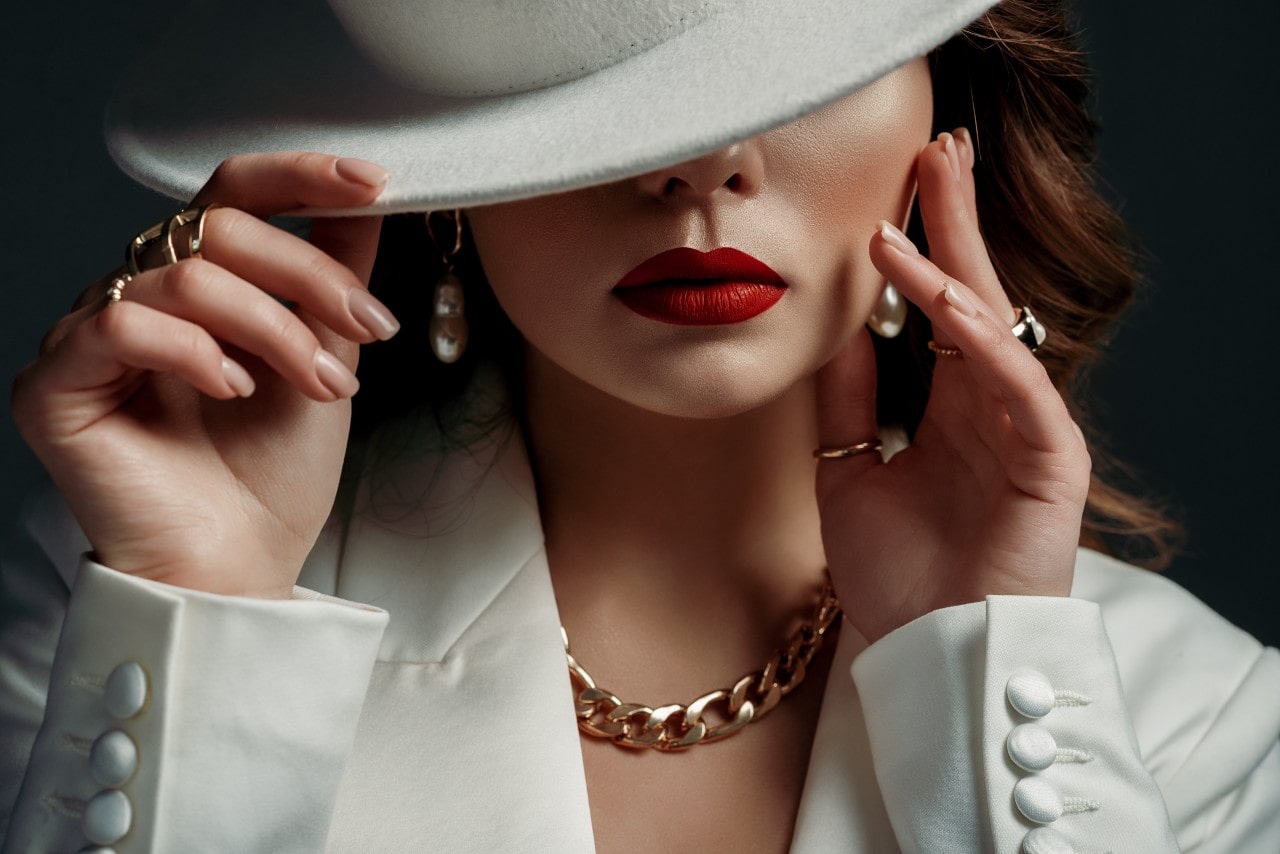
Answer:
[{"left": 563, "top": 576, "right": 842, "bottom": 751}]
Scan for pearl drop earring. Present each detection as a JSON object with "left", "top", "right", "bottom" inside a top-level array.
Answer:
[
  {"left": 426, "top": 210, "right": 469, "bottom": 364},
  {"left": 867, "top": 282, "right": 907, "bottom": 338}
]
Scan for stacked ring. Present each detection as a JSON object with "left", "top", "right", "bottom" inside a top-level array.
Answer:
[
  {"left": 126, "top": 204, "right": 219, "bottom": 276},
  {"left": 928, "top": 305, "right": 1048, "bottom": 359}
]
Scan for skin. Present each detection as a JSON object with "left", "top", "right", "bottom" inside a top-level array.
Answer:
[{"left": 11, "top": 57, "right": 1089, "bottom": 853}]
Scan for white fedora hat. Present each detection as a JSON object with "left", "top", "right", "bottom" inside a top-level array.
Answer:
[{"left": 106, "top": 0, "right": 999, "bottom": 215}]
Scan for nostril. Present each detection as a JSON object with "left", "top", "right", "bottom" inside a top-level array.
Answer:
[
  {"left": 724, "top": 173, "right": 742, "bottom": 191},
  {"left": 664, "top": 176, "right": 681, "bottom": 195}
]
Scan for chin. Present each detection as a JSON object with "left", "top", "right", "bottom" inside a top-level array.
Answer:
[{"left": 598, "top": 349, "right": 810, "bottom": 420}]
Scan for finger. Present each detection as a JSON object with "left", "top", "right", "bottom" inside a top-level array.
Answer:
[
  {"left": 870, "top": 234, "right": 1075, "bottom": 452},
  {"left": 32, "top": 300, "right": 252, "bottom": 403},
  {"left": 191, "top": 152, "right": 389, "bottom": 219},
  {"left": 872, "top": 220, "right": 1007, "bottom": 331},
  {"left": 815, "top": 327, "right": 882, "bottom": 477},
  {"left": 915, "top": 131, "right": 1014, "bottom": 347},
  {"left": 310, "top": 215, "right": 384, "bottom": 286},
  {"left": 197, "top": 208, "right": 397, "bottom": 345},
  {"left": 120, "top": 260, "right": 359, "bottom": 402}
]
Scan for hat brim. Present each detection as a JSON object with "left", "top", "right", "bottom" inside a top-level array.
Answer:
[{"left": 106, "top": 0, "right": 998, "bottom": 216}]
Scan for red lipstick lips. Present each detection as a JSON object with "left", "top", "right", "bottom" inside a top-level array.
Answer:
[{"left": 613, "top": 247, "right": 786, "bottom": 325}]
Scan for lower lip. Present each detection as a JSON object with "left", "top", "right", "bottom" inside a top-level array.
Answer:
[{"left": 614, "top": 281, "right": 785, "bottom": 325}]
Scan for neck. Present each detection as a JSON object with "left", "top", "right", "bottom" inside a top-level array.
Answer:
[{"left": 523, "top": 347, "right": 830, "bottom": 697}]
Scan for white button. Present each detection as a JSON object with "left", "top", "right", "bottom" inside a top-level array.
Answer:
[
  {"left": 1007, "top": 723, "right": 1057, "bottom": 772},
  {"left": 104, "top": 663, "right": 148, "bottom": 720},
  {"left": 83, "top": 789, "right": 132, "bottom": 845},
  {"left": 1014, "top": 776, "right": 1064, "bottom": 824},
  {"left": 1022, "top": 826, "right": 1074, "bottom": 854},
  {"left": 90, "top": 730, "right": 139, "bottom": 788},
  {"left": 1006, "top": 668, "right": 1055, "bottom": 718}
]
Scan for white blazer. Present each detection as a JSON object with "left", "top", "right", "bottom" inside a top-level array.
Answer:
[{"left": 2, "top": 422, "right": 1278, "bottom": 853}]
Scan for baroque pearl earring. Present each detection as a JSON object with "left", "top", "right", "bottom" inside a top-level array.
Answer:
[
  {"left": 426, "top": 210, "right": 469, "bottom": 364},
  {"left": 867, "top": 282, "right": 907, "bottom": 338}
]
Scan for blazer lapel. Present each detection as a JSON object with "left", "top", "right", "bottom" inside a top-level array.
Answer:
[
  {"left": 790, "top": 621, "right": 901, "bottom": 853},
  {"left": 312, "top": 420, "right": 597, "bottom": 852},
  {"left": 303, "top": 394, "right": 903, "bottom": 852}
]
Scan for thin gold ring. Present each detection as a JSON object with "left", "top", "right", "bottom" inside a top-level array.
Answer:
[
  {"left": 928, "top": 340, "right": 963, "bottom": 357},
  {"left": 813, "top": 439, "right": 883, "bottom": 460}
]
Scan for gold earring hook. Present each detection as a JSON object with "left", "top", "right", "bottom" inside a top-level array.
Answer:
[{"left": 425, "top": 209, "right": 464, "bottom": 270}]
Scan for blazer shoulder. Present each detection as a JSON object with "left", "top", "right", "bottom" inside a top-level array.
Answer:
[
  {"left": 1071, "top": 548, "right": 1280, "bottom": 785},
  {"left": 1072, "top": 547, "right": 1265, "bottom": 659}
]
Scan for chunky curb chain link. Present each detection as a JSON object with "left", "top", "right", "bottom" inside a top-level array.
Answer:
[{"left": 563, "top": 578, "right": 842, "bottom": 751}]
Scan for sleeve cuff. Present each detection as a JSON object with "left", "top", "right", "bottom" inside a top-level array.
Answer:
[
  {"left": 852, "top": 595, "right": 1177, "bottom": 853},
  {"left": 4, "top": 556, "right": 388, "bottom": 854}
]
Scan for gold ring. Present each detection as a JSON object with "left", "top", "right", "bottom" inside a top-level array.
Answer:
[
  {"left": 127, "top": 204, "right": 218, "bottom": 275},
  {"left": 928, "top": 340, "right": 963, "bottom": 357},
  {"left": 813, "top": 439, "right": 883, "bottom": 460}
]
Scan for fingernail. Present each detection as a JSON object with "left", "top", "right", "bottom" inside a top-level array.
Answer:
[
  {"left": 938, "top": 132, "right": 962, "bottom": 182},
  {"left": 222, "top": 357, "right": 256, "bottom": 397},
  {"left": 954, "top": 127, "right": 975, "bottom": 169},
  {"left": 314, "top": 350, "right": 360, "bottom": 399},
  {"left": 878, "top": 220, "right": 918, "bottom": 256},
  {"left": 944, "top": 281, "right": 978, "bottom": 318},
  {"left": 334, "top": 158, "right": 390, "bottom": 188},
  {"left": 348, "top": 289, "right": 401, "bottom": 341}
]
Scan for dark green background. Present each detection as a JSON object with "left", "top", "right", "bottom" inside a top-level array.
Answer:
[{"left": 2, "top": 2, "right": 1275, "bottom": 645}]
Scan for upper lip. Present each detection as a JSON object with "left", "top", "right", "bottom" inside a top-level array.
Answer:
[{"left": 614, "top": 247, "right": 785, "bottom": 289}]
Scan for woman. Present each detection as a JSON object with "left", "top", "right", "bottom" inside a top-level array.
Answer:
[{"left": 2, "top": 0, "right": 1277, "bottom": 851}]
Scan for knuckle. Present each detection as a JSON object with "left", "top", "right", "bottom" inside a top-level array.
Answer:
[
  {"left": 212, "top": 206, "right": 255, "bottom": 243},
  {"left": 92, "top": 300, "right": 137, "bottom": 342},
  {"left": 977, "top": 315, "right": 1012, "bottom": 355},
  {"left": 164, "top": 258, "right": 215, "bottom": 301},
  {"left": 210, "top": 155, "right": 249, "bottom": 186},
  {"left": 175, "top": 327, "right": 215, "bottom": 365},
  {"left": 288, "top": 151, "right": 333, "bottom": 176},
  {"left": 264, "top": 311, "right": 320, "bottom": 358},
  {"left": 300, "top": 249, "right": 349, "bottom": 292}
]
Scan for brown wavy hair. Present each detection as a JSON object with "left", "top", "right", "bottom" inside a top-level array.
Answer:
[{"left": 353, "top": 0, "right": 1184, "bottom": 568}]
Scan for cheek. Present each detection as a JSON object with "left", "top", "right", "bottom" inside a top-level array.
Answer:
[
  {"left": 780, "top": 58, "right": 932, "bottom": 217},
  {"left": 466, "top": 192, "right": 611, "bottom": 334},
  {"left": 768, "top": 59, "right": 933, "bottom": 340}
]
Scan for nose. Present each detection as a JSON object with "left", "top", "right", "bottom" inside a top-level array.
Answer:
[{"left": 635, "top": 142, "right": 763, "bottom": 201}]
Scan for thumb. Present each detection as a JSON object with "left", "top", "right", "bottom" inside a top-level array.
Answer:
[{"left": 815, "top": 327, "right": 881, "bottom": 481}]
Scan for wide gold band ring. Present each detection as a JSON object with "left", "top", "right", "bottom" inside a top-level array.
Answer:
[{"left": 126, "top": 203, "right": 219, "bottom": 276}]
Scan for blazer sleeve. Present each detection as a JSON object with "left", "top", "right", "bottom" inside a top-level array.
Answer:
[
  {"left": 0, "top": 487, "right": 390, "bottom": 854},
  {"left": 851, "top": 566, "right": 1280, "bottom": 853}
]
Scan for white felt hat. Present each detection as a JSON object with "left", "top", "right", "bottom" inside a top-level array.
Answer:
[{"left": 106, "top": 0, "right": 999, "bottom": 215}]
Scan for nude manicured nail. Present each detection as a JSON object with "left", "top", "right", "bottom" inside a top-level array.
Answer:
[
  {"left": 944, "top": 282, "right": 978, "bottom": 318},
  {"left": 334, "top": 158, "right": 390, "bottom": 188},
  {"left": 955, "top": 127, "right": 975, "bottom": 169},
  {"left": 939, "top": 132, "right": 962, "bottom": 181},
  {"left": 878, "top": 220, "right": 918, "bottom": 256},
  {"left": 222, "top": 357, "right": 256, "bottom": 397},
  {"left": 314, "top": 350, "right": 360, "bottom": 399},
  {"left": 348, "top": 289, "right": 401, "bottom": 340}
]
